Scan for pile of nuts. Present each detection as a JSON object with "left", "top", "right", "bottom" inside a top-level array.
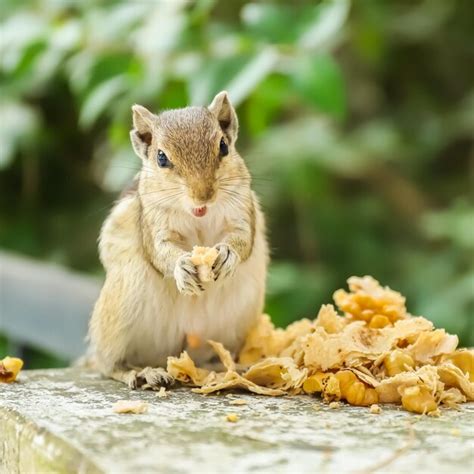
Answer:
[
  {"left": 333, "top": 275, "right": 407, "bottom": 328},
  {"left": 168, "top": 276, "right": 473, "bottom": 414}
]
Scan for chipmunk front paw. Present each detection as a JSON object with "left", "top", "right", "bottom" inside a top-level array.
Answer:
[
  {"left": 174, "top": 253, "right": 204, "bottom": 296},
  {"left": 212, "top": 243, "right": 240, "bottom": 282}
]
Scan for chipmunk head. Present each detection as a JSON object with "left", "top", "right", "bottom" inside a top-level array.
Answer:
[{"left": 130, "top": 91, "right": 249, "bottom": 218}]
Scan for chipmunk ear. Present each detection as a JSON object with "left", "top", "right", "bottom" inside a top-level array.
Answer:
[
  {"left": 208, "top": 91, "right": 239, "bottom": 144},
  {"left": 130, "top": 105, "right": 155, "bottom": 159}
]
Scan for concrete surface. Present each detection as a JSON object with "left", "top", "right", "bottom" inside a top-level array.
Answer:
[{"left": 0, "top": 368, "right": 473, "bottom": 473}]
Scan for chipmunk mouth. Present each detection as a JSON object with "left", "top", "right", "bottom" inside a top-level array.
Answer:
[{"left": 192, "top": 206, "right": 207, "bottom": 217}]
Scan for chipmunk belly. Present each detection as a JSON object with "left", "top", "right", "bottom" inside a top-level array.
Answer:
[
  {"left": 124, "top": 205, "right": 267, "bottom": 368},
  {"left": 178, "top": 229, "right": 267, "bottom": 364}
]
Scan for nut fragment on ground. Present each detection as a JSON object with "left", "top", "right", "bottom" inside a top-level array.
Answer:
[
  {"left": 112, "top": 400, "right": 149, "bottom": 414},
  {"left": 329, "top": 401, "right": 340, "bottom": 409},
  {"left": 226, "top": 413, "right": 239, "bottom": 422},
  {"left": 370, "top": 404, "right": 382, "bottom": 414},
  {"left": 229, "top": 399, "right": 247, "bottom": 406},
  {"left": 190, "top": 246, "right": 219, "bottom": 282},
  {"left": 157, "top": 387, "right": 168, "bottom": 398},
  {"left": 0, "top": 356, "right": 24, "bottom": 383}
]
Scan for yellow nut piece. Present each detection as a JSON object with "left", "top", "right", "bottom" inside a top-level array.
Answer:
[
  {"left": 363, "top": 388, "right": 379, "bottom": 406},
  {"left": 384, "top": 350, "right": 415, "bottom": 377},
  {"left": 334, "top": 370, "right": 357, "bottom": 397},
  {"left": 226, "top": 413, "right": 239, "bottom": 423},
  {"left": 324, "top": 374, "right": 341, "bottom": 400},
  {"left": 346, "top": 383, "right": 379, "bottom": 406},
  {"left": 333, "top": 371, "right": 379, "bottom": 406},
  {"left": 360, "top": 309, "right": 373, "bottom": 322},
  {"left": 401, "top": 385, "right": 438, "bottom": 414},
  {"left": 0, "top": 357, "right": 24, "bottom": 383},
  {"left": 303, "top": 373, "right": 329, "bottom": 394},
  {"left": 368, "top": 314, "right": 391, "bottom": 329},
  {"left": 345, "top": 381, "right": 366, "bottom": 405},
  {"left": 333, "top": 276, "right": 406, "bottom": 324},
  {"left": 370, "top": 404, "right": 382, "bottom": 414},
  {"left": 447, "top": 351, "right": 474, "bottom": 382}
]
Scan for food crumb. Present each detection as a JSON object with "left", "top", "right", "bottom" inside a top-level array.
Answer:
[
  {"left": 226, "top": 413, "right": 239, "bottom": 422},
  {"left": 112, "top": 400, "right": 149, "bottom": 414},
  {"left": 190, "top": 246, "right": 219, "bottom": 282},
  {"left": 157, "top": 387, "right": 168, "bottom": 398},
  {"left": 329, "top": 401, "right": 340, "bottom": 409},
  {"left": 0, "top": 356, "right": 24, "bottom": 383},
  {"left": 450, "top": 429, "right": 460, "bottom": 436},
  {"left": 312, "top": 404, "right": 321, "bottom": 411},
  {"left": 370, "top": 404, "right": 382, "bottom": 414},
  {"left": 229, "top": 399, "right": 247, "bottom": 406}
]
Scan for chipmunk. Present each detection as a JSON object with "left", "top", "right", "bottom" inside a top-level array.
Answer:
[{"left": 88, "top": 91, "right": 268, "bottom": 388}]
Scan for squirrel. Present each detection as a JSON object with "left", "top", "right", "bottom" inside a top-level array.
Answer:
[{"left": 88, "top": 91, "right": 269, "bottom": 388}]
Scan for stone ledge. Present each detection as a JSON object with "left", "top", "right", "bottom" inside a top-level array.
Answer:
[
  {"left": 1, "top": 368, "right": 473, "bottom": 473},
  {"left": 1, "top": 407, "right": 101, "bottom": 474}
]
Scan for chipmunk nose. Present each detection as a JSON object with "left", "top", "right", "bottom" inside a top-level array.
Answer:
[
  {"left": 188, "top": 181, "right": 215, "bottom": 217},
  {"left": 189, "top": 182, "right": 215, "bottom": 205},
  {"left": 192, "top": 206, "right": 207, "bottom": 217}
]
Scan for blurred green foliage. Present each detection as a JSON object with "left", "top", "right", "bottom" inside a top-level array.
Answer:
[{"left": 1, "top": 0, "right": 472, "bottom": 357}]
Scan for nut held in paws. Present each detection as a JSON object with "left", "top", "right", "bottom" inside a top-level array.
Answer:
[{"left": 190, "top": 246, "right": 219, "bottom": 282}]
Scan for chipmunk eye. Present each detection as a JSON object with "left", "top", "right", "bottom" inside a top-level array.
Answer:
[
  {"left": 219, "top": 137, "right": 228, "bottom": 158},
  {"left": 157, "top": 150, "right": 172, "bottom": 168}
]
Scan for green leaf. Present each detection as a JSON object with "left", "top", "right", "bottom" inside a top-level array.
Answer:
[
  {"left": 0, "top": 101, "right": 40, "bottom": 168},
  {"left": 101, "top": 147, "right": 137, "bottom": 192},
  {"left": 0, "top": 12, "right": 46, "bottom": 72},
  {"left": 415, "top": 271, "right": 474, "bottom": 346},
  {"left": 298, "top": 0, "right": 350, "bottom": 50},
  {"left": 81, "top": 53, "right": 134, "bottom": 94},
  {"left": 244, "top": 74, "right": 291, "bottom": 136},
  {"left": 266, "top": 261, "right": 334, "bottom": 327},
  {"left": 421, "top": 201, "right": 474, "bottom": 250},
  {"left": 8, "top": 40, "right": 46, "bottom": 79},
  {"left": 188, "top": 54, "right": 251, "bottom": 105},
  {"left": 225, "top": 47, "right": 279, "bottom": 106},
  {"left": 291, "top": 54, "right": 347, "bottom": 120},
  {"left": 79, "top": 76, "right": 128, "bottom": 128},
  {"left": 242, "top": 3, "right": 313, "bottom": 44},
  {"left": 248, "top": 117, "right": 367, "bottom": 178}
]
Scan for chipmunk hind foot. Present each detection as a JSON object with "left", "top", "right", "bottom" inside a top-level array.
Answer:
[{"left": 111, "top": 367, "right": 174, "bottom": 390}]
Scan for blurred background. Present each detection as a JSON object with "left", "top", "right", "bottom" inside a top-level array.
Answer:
[{"left": 1, "top": 0, "right": 472, "bottom": 368}]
